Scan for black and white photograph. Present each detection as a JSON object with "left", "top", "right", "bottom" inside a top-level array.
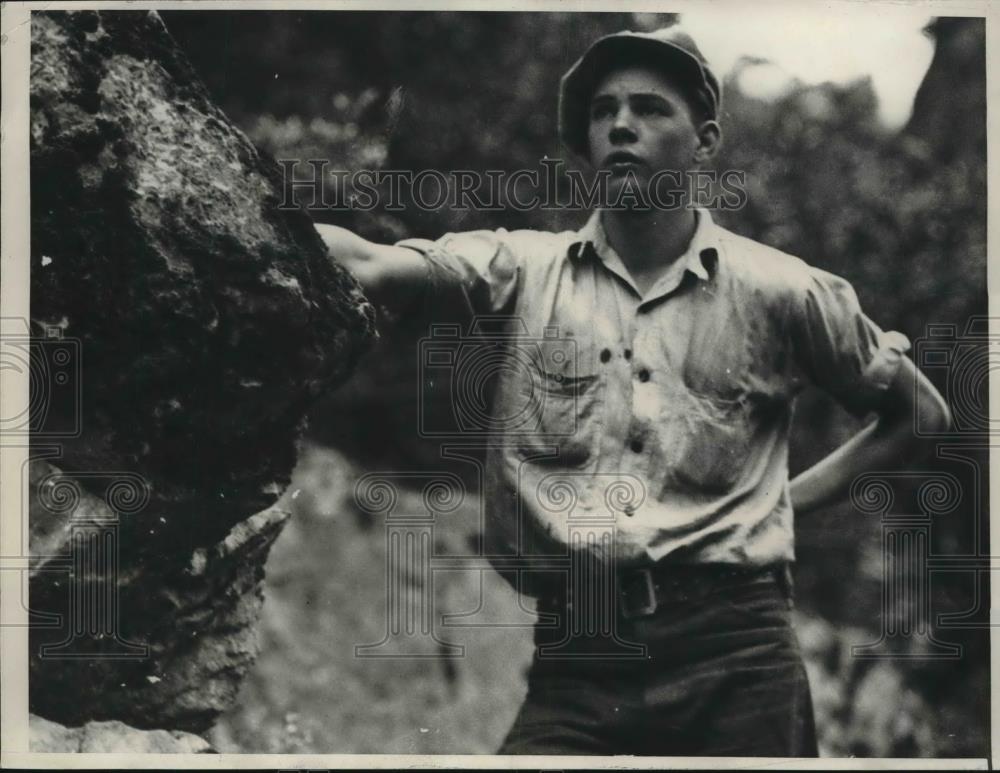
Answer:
[{"left": 0, "top": 0, "right": 993, "bottom": 766}]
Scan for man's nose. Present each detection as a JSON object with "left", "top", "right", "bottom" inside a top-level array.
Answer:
[{"left": 610, "top": 108, "right": 638, "bottom": 144}]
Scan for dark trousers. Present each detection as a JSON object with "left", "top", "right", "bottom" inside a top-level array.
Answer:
[{"left": 499, "top": 571, "right": 818, "bottom": 756}]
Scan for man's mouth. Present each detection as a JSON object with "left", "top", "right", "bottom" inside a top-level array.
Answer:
[{"left": 604, "top": 151, "right": 644, "bottom": 171}]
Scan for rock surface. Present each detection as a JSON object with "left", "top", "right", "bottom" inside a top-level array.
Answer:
[
  {"left": 30, "top": 714, "right": 214, "bottom": 753},
  {"left": 30, "top": 10, "right": 374, "bottom": 544},
  {"left": 28, "top": 10, "right": 374, "bottom": 737},
  {"left": 30, "top": 459, "right": 293, "bottom": 732}
]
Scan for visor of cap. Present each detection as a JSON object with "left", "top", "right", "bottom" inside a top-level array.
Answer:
[{"left": 559, "top": 30, "right": 721, "bottom": 158}]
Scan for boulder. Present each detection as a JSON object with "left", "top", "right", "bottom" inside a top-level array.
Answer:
[
  {"left": 28, "top": 9, "right": 374, "bottom": 734},
  {"left": 30, "top": 10, "right": 374, "bottom": 545}
]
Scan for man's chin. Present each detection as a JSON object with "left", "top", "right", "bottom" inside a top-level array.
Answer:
[{"left": 606, "top": 175, "right": 654, "bottom": 213}]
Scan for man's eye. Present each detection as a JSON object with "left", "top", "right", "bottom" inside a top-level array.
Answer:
[
  {"left": 635, "top": 103, "right": 667, "bottom": 117},
  {"left": 591, "top": 105, "right": 614, "bottom": 119}
]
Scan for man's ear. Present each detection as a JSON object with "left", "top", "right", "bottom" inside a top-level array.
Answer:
[{"left": 693, "top": 120, "right": 722, "bottom": 163}]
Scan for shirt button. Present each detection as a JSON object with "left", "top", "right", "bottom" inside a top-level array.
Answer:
[
  {"left": 600, "top": 348, "right": 612, "bottom": 363},
  {"left": 630, "top": 439, "right": 644, "bottom": 454},
  {"left": 624, "top": 504, "right": 635, "bottom": 517},
  {"left": 624, "top": 349, "right": 632, "bottom": 360},
  {"left": 638, "top": 369, "right": 650, "bottom": 382}
]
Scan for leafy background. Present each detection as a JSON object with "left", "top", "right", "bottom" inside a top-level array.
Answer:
[{"left": 161, "top": 11, "right": 988, "bottom": 757}]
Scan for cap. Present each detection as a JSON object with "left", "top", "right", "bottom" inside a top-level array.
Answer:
[{"left": 558, "top": 27, "right": 722, "bottom": 158}]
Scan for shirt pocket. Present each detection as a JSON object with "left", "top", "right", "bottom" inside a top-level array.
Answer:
[
  {"left": 667, "top": 391, "right": 752, "bottom": 494},
  {"left": 513, "top": 368, "right": 603, "bottom": 468}
]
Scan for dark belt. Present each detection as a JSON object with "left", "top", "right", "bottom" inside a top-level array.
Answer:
[{"left": 542, "top": 562, "right": 789, "bottom": 621}]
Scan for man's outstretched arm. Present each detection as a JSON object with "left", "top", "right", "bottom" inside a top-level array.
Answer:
[
  {"left": 789, "top": 356, "right": 951, "bottom": 515},
  {"left": 317, "top": 223, "right": 429, "bottom": 310}
]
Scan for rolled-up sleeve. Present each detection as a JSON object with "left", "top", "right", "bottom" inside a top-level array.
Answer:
[
  {"left": 789, "top": 266, "right": 910, "bottom": 417},
  {"left": 396, "top": 230, "right": 523, "bottom": 323}
]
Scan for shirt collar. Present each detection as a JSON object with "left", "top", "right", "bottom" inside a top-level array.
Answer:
[{"left": 570, "top": 207, "right": 720, "bottom": 282}]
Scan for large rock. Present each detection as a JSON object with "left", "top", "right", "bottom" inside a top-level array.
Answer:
[
  {"left": 28, "top": 10, "right": 374, "bottom": 734},
  {"left": 30, "top": 10, "right": 374, "bottom": 544}
]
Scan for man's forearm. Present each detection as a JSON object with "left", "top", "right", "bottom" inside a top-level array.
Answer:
[
  {"left": 790, "top": 416, "right": 907, "bottom": 515},
  {"left": 790, "top": 357, "right": 951, "bottom": 516},
  {"left": 318, "top": 223, "right": 429, "bottom": 311}
]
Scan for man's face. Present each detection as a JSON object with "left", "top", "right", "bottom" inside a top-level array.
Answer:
[{"left": 587, "top": 65, "right": 703, "bottom": 197}]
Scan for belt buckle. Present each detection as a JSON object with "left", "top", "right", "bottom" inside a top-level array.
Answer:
[{"left": 619, "top": 568, "right": 657, "bottom": 619}]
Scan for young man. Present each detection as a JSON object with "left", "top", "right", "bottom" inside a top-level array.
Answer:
[{"left": 320, "top": 27, "right": 951, "bottom": 756}]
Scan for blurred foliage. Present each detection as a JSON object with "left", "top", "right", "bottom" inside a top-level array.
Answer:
[{"left": 163, "top": 11, "right": 987, "bottom": 757}]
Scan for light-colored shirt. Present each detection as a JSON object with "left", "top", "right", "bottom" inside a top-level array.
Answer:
[{"left": 397, "top": 209, "right": 909, "bottom": 568}]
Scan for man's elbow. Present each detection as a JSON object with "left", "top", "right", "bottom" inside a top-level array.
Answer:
[
  {"left": 887, "top": 358, "right": 952, "bottom": 436},
  {"left": 923, "top": 392, "right": 953, "bottom": 434},
  {"left": 913, "top": 366, "right": 953, "bottom": 435}
]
